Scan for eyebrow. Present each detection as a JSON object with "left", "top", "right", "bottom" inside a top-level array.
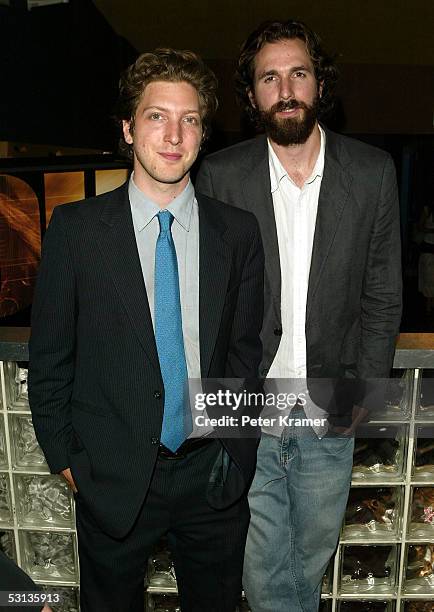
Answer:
[
  {"left": 142, "top": 105, "right": 200, "bottom": 114},
  {"left": 256, "top": 65, "right": 312, "bottom": 79}
]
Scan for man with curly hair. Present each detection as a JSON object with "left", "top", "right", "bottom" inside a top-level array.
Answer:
[
  {"left": 197, "top": 20, "right": 402, "bottom": 611},
  {"left": 29, "top": 48, "right": 264, "bottom": 612}
]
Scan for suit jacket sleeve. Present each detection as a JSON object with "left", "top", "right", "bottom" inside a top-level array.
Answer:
[
  {"left": 358, "top": 154, "right": 402, "bottom": 379},
  {"left": 28, "top": 206, "right": 76, "bottom": 474}
]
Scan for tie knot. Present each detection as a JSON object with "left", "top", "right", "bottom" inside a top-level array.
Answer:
[{"left": 157, "top": 210, "right": 174, "bottom": 233}]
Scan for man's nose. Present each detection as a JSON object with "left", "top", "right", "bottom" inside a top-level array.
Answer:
[
  {"left": 279, "top": 76, "right": 294, "bottom": 100},
  {"left": 164, "top": 119, "right": 183, "bottom": 145}
]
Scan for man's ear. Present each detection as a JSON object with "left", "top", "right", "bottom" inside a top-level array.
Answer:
[
  {"left": 247, "top": 88, "right": 257, "bottom": 109},
  {"left": 318, "top": 81, "right": 324, "bottom": 99},
  {"left": 122, "top": 120, "right": 133, "bottom": 145}
]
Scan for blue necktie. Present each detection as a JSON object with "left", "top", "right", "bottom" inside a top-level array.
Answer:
[{"left": 154, "top": 210, "right": 192, "bottom": 452}]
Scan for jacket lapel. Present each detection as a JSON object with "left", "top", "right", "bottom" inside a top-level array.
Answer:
[
  {"left": 198, "top": 195, "right": 232, "bottom": 377},
  {"left": 96, "top": 184, "right": 160, "bottom": 373},
  {"left": 306, "top": 129, "right": 353, "bottom": 322},
  {"left": 241, "top": 137, "right": 281, "bottom": 300}
]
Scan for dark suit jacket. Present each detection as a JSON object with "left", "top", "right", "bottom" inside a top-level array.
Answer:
[
  {"left": 196, "top": 129, "right": 402, "bottom": 415},
  {"left": 28, "top": 183, "right": 264, "bottom": 537},
  {"left": 0, "top": 552, "right": 42, "bottom": 612}
]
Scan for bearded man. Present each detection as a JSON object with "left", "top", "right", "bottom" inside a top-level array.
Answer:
[{"left": 196, "top": 19, "right": 402, "bottom": 612}]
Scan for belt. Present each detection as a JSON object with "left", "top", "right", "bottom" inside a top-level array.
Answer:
[{"left": 158, "top": 437, "right": 215, "bottom": 460}]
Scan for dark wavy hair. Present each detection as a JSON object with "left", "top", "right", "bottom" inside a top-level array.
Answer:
[
  {"left": 235, "top": 20, "right": 338, "bottom": 123},
  {"left": 115, "top": 48, "right": 218, "bottom": 157}
]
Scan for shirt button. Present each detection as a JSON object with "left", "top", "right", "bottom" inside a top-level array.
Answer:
[
  {"left": 151, "top": 437, "right": 159, "bottom": 445},
  {"left": 274, "top": 328, "right": 283, "bottom": 336},
  {"left": 154, "top": 391, "right": 162, "bottom": 399}
]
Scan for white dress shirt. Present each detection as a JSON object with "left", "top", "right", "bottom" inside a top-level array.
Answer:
[{"left": 265, "top": 125, "right": 328, "bottom": 436}]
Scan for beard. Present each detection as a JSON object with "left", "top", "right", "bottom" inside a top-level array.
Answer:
[{"left": 255, "top": 95, "right": 320, "bottom": 146}]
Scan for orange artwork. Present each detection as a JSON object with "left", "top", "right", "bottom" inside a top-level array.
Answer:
[
  {"left": 95, "top": 169, "right": 129, "bottom": 195},
  {"left": 0, "top": 175, "right": 41, "bottom": 318},
  {"left": 44, "top": 172, "right": 85, "bottom": 226}
]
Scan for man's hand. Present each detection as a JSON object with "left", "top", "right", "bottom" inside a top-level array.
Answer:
[
  {"left": 60, "top": 468, "right": 77, "bottom": 493},
  {"left": 329, "top": 404, "right": 370, "bottom": 437}
]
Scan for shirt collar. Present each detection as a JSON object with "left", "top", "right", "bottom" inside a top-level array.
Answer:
[
  {"left": 166, "top": 179, "right": 195, "bottom": 231},
  {"left": 308, "top": 124, "right": 325, "bottom": 184},
  {"left": 268, "top": 124, "right": 326, "bottom": 193},
  {"left": 128, "top": 173, "right": 195, "bottom": 232}
]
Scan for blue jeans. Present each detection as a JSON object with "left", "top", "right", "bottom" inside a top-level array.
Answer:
[{"left": 243, "top": 422, "right": 354, "bottom": 612}]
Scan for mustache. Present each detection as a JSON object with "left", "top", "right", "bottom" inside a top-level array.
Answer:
[{"left": 270, "top": 99, "right": 309, "bottom": 113}]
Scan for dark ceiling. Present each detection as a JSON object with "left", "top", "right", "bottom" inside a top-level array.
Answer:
[
  {"left": 1, "top": 0, "right": 433, "bottom": 150},
  {"left": 93, "top": 0, "right": 434, "bottom": 65}
]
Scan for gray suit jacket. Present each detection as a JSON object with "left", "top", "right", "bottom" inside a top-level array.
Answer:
[{"left": 196, "top": 129, "right": 402, "bottom": 406}]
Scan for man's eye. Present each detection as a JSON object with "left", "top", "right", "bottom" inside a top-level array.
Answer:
[
  {"left": 294, "top": 71, "right": 306, "bottom": 78},
  {"left": 263, "top": 75, "right": 276, "bottom": 83},
  {"left": 184, "top": 116, "right": 198, "bottom": 125},
  {"left": 150, "top": 112, "right": 162, "bottom": 120}
]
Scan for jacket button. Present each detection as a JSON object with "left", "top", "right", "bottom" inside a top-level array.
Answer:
[
  {"left": 154, "top": 391, "right": 162, "bottom": 399},
  {"left": 274, "top": 328, "right": 283, "bottom": 336},
  {"left": 151, "top": 437, "right": 159, "bottom": 445},
  {"left": 261, "top": 368, "right": 268, "bottom": 377}
]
